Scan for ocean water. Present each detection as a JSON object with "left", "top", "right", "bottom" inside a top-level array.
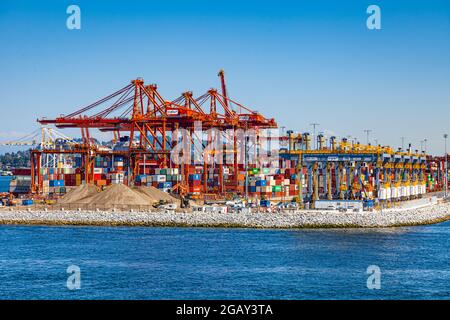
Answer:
[{"left": 0, "top": 222, "right": 450, "bottom": 300}]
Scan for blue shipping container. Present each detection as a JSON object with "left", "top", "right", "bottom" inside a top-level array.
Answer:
[
  {"left": 260, "top": 200, "right": 270, "bottom": 207},
  {"left": 49, "top": 180, "right": 65, "bottom": 187},
  {"left": 158, "top": 182, "right": 172, "bottom": 189},
  {"left": 136, "top": 175, "right": 146, "bottom": 182},
  {"left": 364, "top": 200, "right": 374, "bottom": 208},
  {"left": 256, "top": 180, "right": 267, "bottom": 187},
  {"left": 189, "top": 174, "right": 201, "bottom": 181},
  {"left": 22, "top": 199, "right": 33, "bottom": 205}
]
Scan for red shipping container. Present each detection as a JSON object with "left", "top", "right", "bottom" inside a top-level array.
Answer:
[
  {"left": 190, "top": 180, "right": 202, "bottom": 186},
  {"left": 189, "top": 186, "right": 201, "bottom": 192},
  {"left": 12, "top": 168, "right": 32, "bottom": 176}
]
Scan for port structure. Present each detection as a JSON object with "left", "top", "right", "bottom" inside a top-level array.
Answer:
[
  {"left": 280, "top": 132, "right": 429, "bottom": 207},
  {"left": 32, "top": 71, "right": 277, "bottom": 196}
]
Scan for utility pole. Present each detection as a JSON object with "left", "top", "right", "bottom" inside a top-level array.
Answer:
[
  {"left": 310, "top": 123, "right": 319, "bottom": 150},
  {"left": 401, "top": 137, "right": 406, "bottom": 151},
  {"left": 424, "top": 138, "right": 428, "bottom": 154},
  {"left": 363, "top": 129, "right": 372, "bottom": 145},
  {"left": 374, "top": 139, "right": 378, "bottom": 146},
  {"left": 445, "top": 134, "right": 448, "bottom": 198},
  {"left": 245, "top": 122, "right": 249, "bottom": 202}
]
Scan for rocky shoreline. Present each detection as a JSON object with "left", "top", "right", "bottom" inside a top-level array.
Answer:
[{"left": 0, "top": 201, "right": 450, "bottom": 229}]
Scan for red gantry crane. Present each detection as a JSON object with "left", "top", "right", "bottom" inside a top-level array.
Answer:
[{"left": 34, "top": 71, "right": 277, "bottom": 196}]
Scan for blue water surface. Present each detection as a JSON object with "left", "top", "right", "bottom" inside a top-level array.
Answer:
[{"left": 0, "top": 222, "right": 450, "bottom": 299}]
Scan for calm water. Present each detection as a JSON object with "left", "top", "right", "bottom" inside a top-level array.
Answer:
[{"left": 0, "top": 222, "right": 450, "bottom": 300}]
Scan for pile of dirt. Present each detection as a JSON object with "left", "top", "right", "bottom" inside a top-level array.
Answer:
[
  {"left": 132, "top": 186, "right": 177, "bottom": 203},
  {"left": 58, "top": 184, "right": 99, "bottom": 204},
  {"left": 82, "top": 184, "right": 150, "bottom": 206},
  {"left": 58, "top": 183, "right": 179, "bottom": 207}
]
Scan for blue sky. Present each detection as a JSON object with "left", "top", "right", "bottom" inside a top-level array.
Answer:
[{"left": 0, "top": 0, "right": 449, "bottom": 154}]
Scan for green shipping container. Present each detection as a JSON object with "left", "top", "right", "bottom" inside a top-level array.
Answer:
[
  {"left": 252, "top": 168, "right": 259, "bottom": 174},
  {"left": 272, "top": 185, "right": 282, "bottom": 192},
  {"left": 262, "top": 168, "right": 269, "bottom": 174}
]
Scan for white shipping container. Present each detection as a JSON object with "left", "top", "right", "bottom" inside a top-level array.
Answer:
[
  {"left": 155, "top": 175, "right": 166, "bottom": 182},
  {"left": 379, "top": 188, "right": 387, "bottom": 200},
  {"left": 391, "top": 187, "right": 397, "bottom": 199}
]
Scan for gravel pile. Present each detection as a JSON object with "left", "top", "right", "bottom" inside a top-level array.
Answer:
[
  {"left": 84, "top": 184, "right": 150, "bottom": 206},
  {"left": 1, "top": 201, "right": 450, "bottom": 229},
  {"left": 132, "top": 186, "right": 178, "bottom": 203},
  {"left": 58, "top": 184, "right": 99, "bottom": 204},
  {"left": 58, "top": 184, "right": 178, "bottom": 207}
]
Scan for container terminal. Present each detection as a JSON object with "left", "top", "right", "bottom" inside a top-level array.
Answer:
[{"left": 0, "top": 71, "right": 448, "bottom": 212}]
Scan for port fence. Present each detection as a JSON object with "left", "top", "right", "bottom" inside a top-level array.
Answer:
[
  {"left": 20, "top": 203, "right": 157, "bottom": 212},
  {"left": 16, "top": 203, "right": 296, "bottom": 214}
]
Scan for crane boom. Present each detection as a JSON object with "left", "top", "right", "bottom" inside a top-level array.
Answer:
[{"left": 218, "top": 69, "right": 229, "bottom": 109}]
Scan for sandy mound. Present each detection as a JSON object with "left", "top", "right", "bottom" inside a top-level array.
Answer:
[
  {"left": 83, "top": 184, "right": 150, "bottom": 206},
  {"left": 132, "top": 186, "right": 177, "bottom": 203},
  {"left": 58, "top": 184, "right": 99, "bottom": 204},
  {"left": 58, "top": 183, "right": 179, "bottom": 207}
]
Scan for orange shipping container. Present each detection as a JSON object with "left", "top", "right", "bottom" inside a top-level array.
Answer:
[{"left": 96, "top": 180, "right": 107, "bottom": 186}]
